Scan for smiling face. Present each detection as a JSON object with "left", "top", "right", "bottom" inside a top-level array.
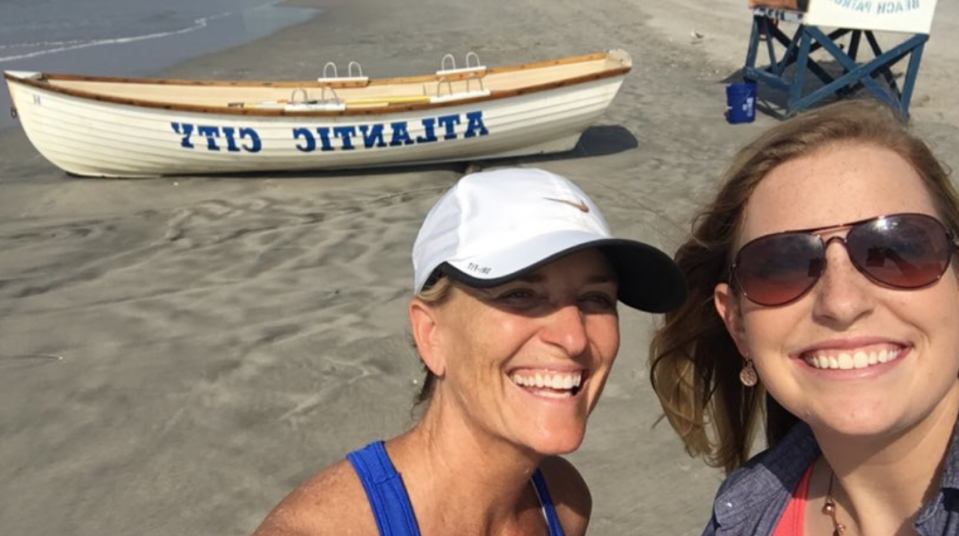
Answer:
[
  {"left": 417, "top": 248, "right": 620, "bottom": 455},
  {"left": 714, "top": 142, "right": 959, "bottom": 439}
]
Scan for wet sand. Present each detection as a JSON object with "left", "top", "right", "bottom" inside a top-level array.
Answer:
[{"left": 1, "top": 0, "right": 958, "bottom": 534}]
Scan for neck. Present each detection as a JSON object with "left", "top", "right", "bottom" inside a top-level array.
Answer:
[
  {"left": 813, "top": 383, "right": 959, "bottom": 535},
  {"left": 386, "top": 394, "right": 545, "bottom": 534}
]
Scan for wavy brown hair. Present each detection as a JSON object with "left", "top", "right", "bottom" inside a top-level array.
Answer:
[{"left": 649, "top": 99, "right": 959, "bottom": 474}]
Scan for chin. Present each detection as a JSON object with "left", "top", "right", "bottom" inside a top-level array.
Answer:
[
  {"left": 808, "top": 410, "right": 907, "bottom": 439},
  {"left": 525, "top": 429, "right": 587, "bottom": 456}
]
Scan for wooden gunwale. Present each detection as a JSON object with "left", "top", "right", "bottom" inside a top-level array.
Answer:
[{"left": 5, "top": 52, "right": 629, "bottom": 118}]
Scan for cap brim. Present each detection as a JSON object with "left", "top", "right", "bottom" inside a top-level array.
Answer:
[
  {"left": 599, "top": 239, "right": 688, "bottom": 312},
  {"left": 439, "top": 238, "right": 687, "bottom": 313}
]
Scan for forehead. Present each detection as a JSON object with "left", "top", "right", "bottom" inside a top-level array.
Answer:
[{"left": 740, "top": 143, "right": 937, "bottom": 242}]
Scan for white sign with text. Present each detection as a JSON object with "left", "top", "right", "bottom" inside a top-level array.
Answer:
[{"left": 806, "top": 0, "right": 937, "bottom": 33}]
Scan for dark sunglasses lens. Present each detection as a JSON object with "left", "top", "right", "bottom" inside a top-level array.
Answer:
[
  {"left": 735, "top": 234, "right": 824, "bottom": 305},
  {"left": 847, "top": 214, "right": 953, "bottom": 288}
]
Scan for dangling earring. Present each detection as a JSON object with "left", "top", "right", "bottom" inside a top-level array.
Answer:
[{"left": 739, "top": 359, "right": 758, "bottom": 387}]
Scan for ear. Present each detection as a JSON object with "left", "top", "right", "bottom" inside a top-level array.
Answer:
[
  {"left": 714, "top": 282, "right": 750, "bottom": 358},
  {"left": 409, "top": 298, "right": 446, "bottom": 377}
]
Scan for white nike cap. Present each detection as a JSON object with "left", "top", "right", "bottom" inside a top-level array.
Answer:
[{"left": 412, "top": 168, "right": 686, "bottom": 312}]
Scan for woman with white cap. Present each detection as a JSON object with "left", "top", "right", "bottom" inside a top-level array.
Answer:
[{"left": 252, "top": 167, "right": 686, "bottom": 536}]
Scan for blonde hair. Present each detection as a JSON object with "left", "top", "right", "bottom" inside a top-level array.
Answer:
[
  {"left": 411, "top": 276, "right": 454, "bottom": 407},
  {"left": 649, "top": 99, "right": 959, "bottom": 474}
]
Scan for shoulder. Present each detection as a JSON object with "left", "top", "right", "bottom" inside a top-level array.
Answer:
[
  {"left": 708, "top": 423, "right": 818, "bottom": 532},
  {"left": 538, "top": 456, "right": 592, "bottom": 536},
  {"left": 724, "top": 422, "right": 818, "bottom": 490},
  {"left": 251, "top": 458, "right": 376, "bottom": 536}
]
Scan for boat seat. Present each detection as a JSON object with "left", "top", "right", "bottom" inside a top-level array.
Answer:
[{"left": 743, "top": 1, "right": 937, "bottom": 120}]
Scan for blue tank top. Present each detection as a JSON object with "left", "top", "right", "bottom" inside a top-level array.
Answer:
[{"left": 347, "top": 441, "right": 565, "bottom": 536}]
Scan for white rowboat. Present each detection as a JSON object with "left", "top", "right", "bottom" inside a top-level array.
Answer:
[{"left": 5, "top": 50, "right": 632, "bottom": 178}]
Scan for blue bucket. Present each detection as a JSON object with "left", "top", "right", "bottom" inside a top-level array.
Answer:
[{"left": 726, "top": 81, "right": 757, "bottom": 124}]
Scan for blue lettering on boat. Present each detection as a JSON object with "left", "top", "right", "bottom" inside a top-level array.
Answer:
[
  {"left": 197, "top": 126, "right": 221, "bottom": 151},
  {"left": 172, "top": 111, "right": 488, "bottom": 154},
  {"left": 239, "top": 128, "right": 262, "bottom": 153},
  {"left": 293, "top": 127, "right": 315, "bottom": 152},
  {"left": 390, "top": 122, "right": 415, "bottom": 147},
  {"left": 333, "top": 126, "right": 358, "bottom": 150},
  {"left": 171, "top": 123, "right": 262, "bottom": 153},
  {"left": 464, "top": 111, "right": 490, "bottom": 138},
  {"left": 360, "top": 124, "right": 389, "bottom": 148},
  {"left": 316, "top": 127, "right": 334, "bottom": 151},
  {"left": 171, "top": 123, "right": 195, "bottom": 149},
  {"left": 416, "top": 119, "right": 438, "bottom": 144},
  {"left": 437, "top": 114, "right": 461, "bottom": 140},
  {"left": 222, "top": 127, "right": 240, "bottom": 152}
]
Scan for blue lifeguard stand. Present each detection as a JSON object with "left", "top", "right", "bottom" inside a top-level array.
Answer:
[{"left": 744, "top": 1, "right": 937, "bottom": 120}]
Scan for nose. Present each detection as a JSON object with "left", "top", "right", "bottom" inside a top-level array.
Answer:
[
  {"left": 539, "top": 302, "right": 590, "bottom": 357},
  {"left": 811, "top": 237, "right": 876, "bottom": 327}
]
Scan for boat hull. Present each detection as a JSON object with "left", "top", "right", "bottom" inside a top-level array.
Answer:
[{"left": 5, "top": 53, "right": 629, "bottom": 178}]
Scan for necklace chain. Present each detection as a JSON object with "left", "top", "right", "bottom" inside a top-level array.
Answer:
[{"left": 822, "top": 470, "right": 848, "bottom": 536}]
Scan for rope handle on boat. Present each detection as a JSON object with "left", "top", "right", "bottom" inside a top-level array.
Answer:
[
  {"left": 434, "top": 71, "right": 487, "bottom": 100},
  {"left": 465, "top": 52, "right": 482, "bottom": 70},
  {"left": 10, "top": 105, "right": 17, "bottom": 119},
  {"left": 291, "top": 87, "right": 309, "bottom": 103},
  {"left": 440, "top": 54, "right": 456, "bottom": 72},
  {"left": 436, "top": 77, "right": 454, "bottom": 98},
  {"left": 321, "top": 85, "right": 340, "bottom": 102},
  {"left": 437, "top": 51, "right": 486, "bottom": 76},
  {"left": 468, "top": 74, "right": 485, "bottom": 93},
  {"left": 347, "top": 61, "right": 363, "bottom": 78},
  {"left": 323, "top": 61, "right": 338, "bottom": 79},
  {"left": 287, "top": 86, "right": 343, "bottom": 108},
  {"left": 319, "top": 61, "right": 368, "bottom": 83}
]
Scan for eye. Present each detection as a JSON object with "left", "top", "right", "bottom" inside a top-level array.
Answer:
[
  {"left": 494, "top": 288, "right": 543, "bottom": 307},
  {"left": 579, "top": 291, "right": 617, "bottom": 312}
]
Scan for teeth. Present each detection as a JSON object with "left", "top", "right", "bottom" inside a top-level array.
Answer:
[
  {"left": 537, "top": 390, "right": 572, "bottom": 399},
  {"left": 510, "top": 371, "right": 583, "bottom": 392},
  {"left": 803, "top": 349, "right": 901, "bottom": 370}
]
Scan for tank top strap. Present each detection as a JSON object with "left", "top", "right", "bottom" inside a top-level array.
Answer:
[
  {"left": 346, "top": 441, "right": 422, "bottom": 536},
  {"left": 531, "top": 468, "right": 566, "bottom": 536}
]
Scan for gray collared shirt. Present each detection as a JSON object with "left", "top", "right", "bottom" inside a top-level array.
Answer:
[{"left": 703, "top": 422, "right": 959, "bottom": 535}]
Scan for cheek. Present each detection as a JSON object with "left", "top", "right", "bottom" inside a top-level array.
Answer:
[
  {"left": 450, "top": 314, "right": 531, "bottom": 370},
  {"left": 740, "top": 309, "right": 795, "bottom": 357},
  {"left": 921, "top": 292, "right": 959, "bottom": 374},
  {"left": 587, "top": 316, "right": 620, "bottom": 360}
]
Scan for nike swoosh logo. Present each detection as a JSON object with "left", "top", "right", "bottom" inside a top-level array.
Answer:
[{"left": 544, "top": 197, "right": 590, "bottom": 213}]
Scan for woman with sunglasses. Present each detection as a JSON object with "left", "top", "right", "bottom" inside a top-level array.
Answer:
[
  {"left": 651, "top": 99, "right": 959, "bottom": 535},
  {"left": 252, "top": 168, "right": 686, "bottom": 536}
]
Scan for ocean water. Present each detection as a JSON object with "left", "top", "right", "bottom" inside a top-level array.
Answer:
[{"left": 0, "top": 0, "right": 320, "bottom": 131}]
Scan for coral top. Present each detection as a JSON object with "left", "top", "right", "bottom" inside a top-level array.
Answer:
[{"left": 771, "top": 463, "right": 815, "bottom": 536}]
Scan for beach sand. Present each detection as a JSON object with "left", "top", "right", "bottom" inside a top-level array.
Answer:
[{"left": 2, "top": 0, "right": 958, "bottom": 534}]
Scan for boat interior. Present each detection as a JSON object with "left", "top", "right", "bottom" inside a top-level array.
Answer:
[{"left": 14, "top": 50, "right": 631, "bottom": 113}]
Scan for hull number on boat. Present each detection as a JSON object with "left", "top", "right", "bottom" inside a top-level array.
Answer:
[{"left": 169, "top": 111, "right": 489, "bottom": 154}]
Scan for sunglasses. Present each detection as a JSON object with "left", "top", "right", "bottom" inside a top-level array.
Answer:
[{"left": 731, "top": 213, "right": 957, "bottom": 306}]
